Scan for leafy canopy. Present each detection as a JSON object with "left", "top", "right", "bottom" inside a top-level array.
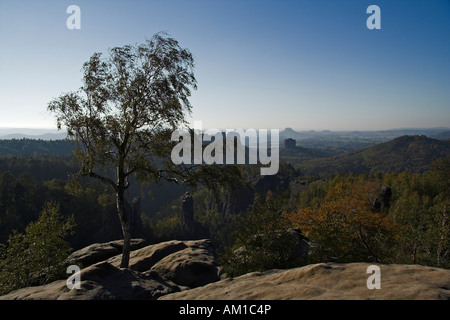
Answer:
[
  {"left": 221, "top": 193, "right": 305, "bottom": 276},
  {"left": 0, "top": 202, "right": 75, "bottom": 295},
  {"left": 48, "top": 32, "right": 198, "bottom": 189},
  {"left": 286, "top": 181, "right": 402, "bottom": 263}
]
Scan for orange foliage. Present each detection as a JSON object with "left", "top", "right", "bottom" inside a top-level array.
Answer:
[{"left": 286, "top": 181, "right": 402, "bottom": 262}]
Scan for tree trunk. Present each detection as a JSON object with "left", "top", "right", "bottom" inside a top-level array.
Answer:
[{"left": 117, "top": 187, "right": 131, "bottom": 268}]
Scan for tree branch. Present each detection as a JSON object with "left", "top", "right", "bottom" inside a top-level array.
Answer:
[{"left": 87, "top": 171, "right": 117, "bottom": 190}]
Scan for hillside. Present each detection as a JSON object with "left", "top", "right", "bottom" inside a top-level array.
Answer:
[
  {"left": 0, "top": 138, "right": 75, "bottom": 156},
  {"left": 0, "top": 128, "right": 67, "bottom": 140},
  {"left": 280, "top": 127, "right": 450, "bottom": 143},
  {"left": 279, "top": 145, "right": 337, "bottom": 167},
  {"left": 296, "top": 135, "right": 450, "bottom": 177}
]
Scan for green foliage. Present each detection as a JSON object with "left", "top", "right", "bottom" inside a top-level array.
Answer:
[
  {"left": 191, "top": 188, "right": 241, "bottom": 248},
  {"left": 143, "top": 196, "right": 182, "bottom": 241},
  {"left": 0, "top": 168, "right": 124, "bottom": 249},
  {"left": 0, "top": 202, "right": 75, "bottom": 295},
  {"left": 288, "top": 159, "right": 450, "bottom": 269},
  {"left": 47, "top": 32, "right": 243, "bottom": 268},
  {"left": 298, "top": 135, "right": 450, "bottom": 177},
  {"left": 0, "top": 154, "right": 77, "bottom": 181},
  {"left": 383, "top": 160, "right": 450, "bottom": 268},
  {"left": 221, "top": 193, "right": 306, "bottom": 277},
  {"left": 153, "top": 216, "right": 181, "bottom": 240},
  {"left": 288, "top": 181, "right": 402, "bottom": 263},
  {"left": 1, "top": 136, "right": 449, "bottom": 284},
  {"left": 47, "top": 32, "right": 199, "bottom": 191},
  {"left": 0, "top": 139, "right": 74, "bottom": 156}
]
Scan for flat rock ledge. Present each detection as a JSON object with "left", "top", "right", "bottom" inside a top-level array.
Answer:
[
  {"left": 159, "top": 262, "right": 450, "bottom": 300},
  {"left": 0, "top": 239, "right": 221, "bottom": 300},
  {"left": 2, "top": 239, "right": 449, "bottom": 300},
  {"left": 1, "top": 261, "right": 179, "bottom": 300},
  {"left": 66, "top": 238, "right": 148, "bottom": 268}
]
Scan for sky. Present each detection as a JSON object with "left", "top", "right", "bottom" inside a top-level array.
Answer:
[{"left": 0, "top": 0, "right": 449, "bottom": 131}]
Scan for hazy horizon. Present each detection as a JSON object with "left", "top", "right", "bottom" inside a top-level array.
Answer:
[
  {"left": 0, "top": 126, "right": 449, "bottom": 135},
  {"left": 1, "top": 0, "right": 449, "bottom": 130}
]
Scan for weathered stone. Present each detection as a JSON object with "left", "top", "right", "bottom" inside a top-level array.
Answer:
[
  {"left": 5, "top": 238, "right": 448, "bottom": 301},
  {"left": 66, "top": 239, "right": 147, "bottom": 268},
  {"left": 160, "top": 262, "right": 450, "bottom": 300},
  {"left": 283, "top": 138, "right": 296, "bottom": 149},
  {"left": 108, "top": 240, "right": 188, "bottom": 272},
  {"left": 373, "top": 186, "right": 393, "bottom": 211},
  {"left": 150, "top": 239, "right": 221, "bottom": 288},
  {"left": 0, "top": 261, "right": 179, "bottom": 300},
  {"left": 0, "top": 238, "right": 221, "bottom": 300},
  {"left": 181, "top": 193, "right": 194, "bottom": 222}
]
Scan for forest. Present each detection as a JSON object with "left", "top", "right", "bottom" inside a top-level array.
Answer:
[{"left": 0, "top": 137, "right": 449, "bottom": 294}]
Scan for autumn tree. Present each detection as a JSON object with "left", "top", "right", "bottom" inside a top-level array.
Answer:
[
  {"left": 286, "top": 181, "right": 402, "bottom": 263},
  {"left": 48, "top": 33, "right": 239, "bottom": 268}
]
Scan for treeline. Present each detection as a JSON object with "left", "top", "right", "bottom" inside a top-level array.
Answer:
[
  {"left": 0, "top": 154, "right": 186, "bottom": 249},
  {"left": 0, "top": 139, "right": 448, "bottom": 278},
  {"left": 221, "top": 157, "right": 450, "bottom": 275},
  {"left": 95, "top": 155, "right": 450, "bottom": 275},
  {"left": 0, "top": 138, "right": 75, "bottom": 156},
  {"left": 143, "top": 162, "right": 299, "bottom": 247},
  {"left": 0, "top": 155, "right": 76, "bottom": 181},
  {"left": 296, "top": 135, "right": 450, "bottom": 177},
  {"left": 0, "top": 169, "right": 122, "bottom": 248},
  {"left": 0, "top": 202, "right": 75, "bottom": 294}
]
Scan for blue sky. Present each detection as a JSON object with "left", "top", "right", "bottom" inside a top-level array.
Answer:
[{"left": 0, "top": 0, "right": 449, "bottom": 131}]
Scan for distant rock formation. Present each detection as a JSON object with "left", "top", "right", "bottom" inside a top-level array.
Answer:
[
  {"left": 216, "top": 173, "right": 290, "bottom": 216},
  {"left": 218, "top": 185, "right": 254, "bottom": 216},
  {"left": 373, "top": 186, "right": 392, "bottom": 211},
  {"left": 283, "top": 138, "right": 296, "bottom": 149},
  {"left": 124, "top": 196, "right": 144, "bottom": 236},
  {"left": 178, "top": 192, "right": 209, "bottom": 239},
  {"left": 251, "top": 174, "right": 289, "bottom": 195},
  {"left": 180, "top": 192, "right": 194, "bottom": 230}
]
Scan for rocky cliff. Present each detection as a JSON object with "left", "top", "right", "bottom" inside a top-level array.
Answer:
[
  {"left": 1, "top": 239, "right": 449, "bottom": 300},
  {"left": 0, "top": 239, "right": 222, "bottom": 300}
]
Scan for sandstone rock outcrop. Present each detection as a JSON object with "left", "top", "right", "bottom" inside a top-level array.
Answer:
[
  {"left": 0, "top": 238, "right": 221, "bottom": 300},
  {"left": 159, "top": 262, "right": 450, "bottom": 300},
  {"left": 107, "top": 239, "right": 222, "bottom": 288},
  {"left": 1, "top": 261, "right": 179, "bottom": 300},
  {"left": 2, "top": 239, "right": 449, "bottom": 300},
  {"left": 66, "top": 238, "right": 147, "bottom": 267}
]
